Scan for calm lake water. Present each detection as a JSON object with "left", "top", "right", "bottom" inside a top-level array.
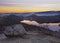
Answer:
[{"left": 48, "top": 25, "right": 60, "bottom": 31}]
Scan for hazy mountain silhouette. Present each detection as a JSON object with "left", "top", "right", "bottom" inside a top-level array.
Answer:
[{"left": 0, "top": 11, "right": 60, "bottom": 24}]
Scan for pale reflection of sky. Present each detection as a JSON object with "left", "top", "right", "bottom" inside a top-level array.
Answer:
[{"left": 48, "top": 26, "right": 60, "bottom": 31}]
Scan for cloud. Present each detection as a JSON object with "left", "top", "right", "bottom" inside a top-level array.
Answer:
[
  {"left": 0, "top": 0, "right": 60, "bottom": 4},
  {"left": 0, "top": 0, "right": 60, "bottom": 11},
  {"left": 0, "top": 3, "right": 24, "bottom": 6},
  {"left": 0, "top": 4, "right": 14, "bottom": 6}
]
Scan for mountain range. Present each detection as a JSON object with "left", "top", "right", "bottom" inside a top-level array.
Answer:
[{"left": 0, "top": 11, "right": 60, "bottom": 25}]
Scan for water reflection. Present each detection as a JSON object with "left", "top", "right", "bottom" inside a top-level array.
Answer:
[{"left": 48, "top": 25, "right": 60, "bottom": 31}]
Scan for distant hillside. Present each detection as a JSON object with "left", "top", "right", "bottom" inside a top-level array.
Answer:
[
  {"left": 24, "top": 14, "right": 60, "bottom": 23},
  {"left": 0, "top": 15, "right": 23, "bottom": 26},
  {"left": 0, "top": 11, "right": 60, "bottom": 16},
  {"left": 0, "top": 11, "right": 60, "bottom": 24}
]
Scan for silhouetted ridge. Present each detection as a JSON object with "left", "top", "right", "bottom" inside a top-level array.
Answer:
[{"left": 0, "top": 15, "right": 23, "bottom": 26}]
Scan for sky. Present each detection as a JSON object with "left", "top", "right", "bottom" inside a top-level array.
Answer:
[{"left": 0, "top": 0, "right": 60, "bottom": 13}]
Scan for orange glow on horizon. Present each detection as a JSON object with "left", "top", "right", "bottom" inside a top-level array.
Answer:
[
  {"left": 0, "top": 9, "right": 48, "bottom": 13},
  {"left": 0, "top": 7, "right": 55, "bottom": 13},
  {"left": 0, "top": 8, "right": 60, "bottom": 13}
]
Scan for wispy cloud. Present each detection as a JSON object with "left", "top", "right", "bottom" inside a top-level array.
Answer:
[
  {"left": 0, "top": 3, "right": 24, "bottom": 7},
  {"left": 0, "top": 0, "right": 60, "bottom": 12}
]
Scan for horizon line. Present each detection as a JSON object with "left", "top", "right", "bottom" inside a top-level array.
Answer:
[{"left": 0, "top": 10, "right": 60, "bottom": 13}]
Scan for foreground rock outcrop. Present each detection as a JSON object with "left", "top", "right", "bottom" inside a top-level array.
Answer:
[{"left": 4, "top": 24, "right": 27, "bottom": 37}]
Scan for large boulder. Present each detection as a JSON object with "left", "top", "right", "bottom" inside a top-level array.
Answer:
[{"left": 4, "top": 24, "right": 27, "bottom": 37}]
